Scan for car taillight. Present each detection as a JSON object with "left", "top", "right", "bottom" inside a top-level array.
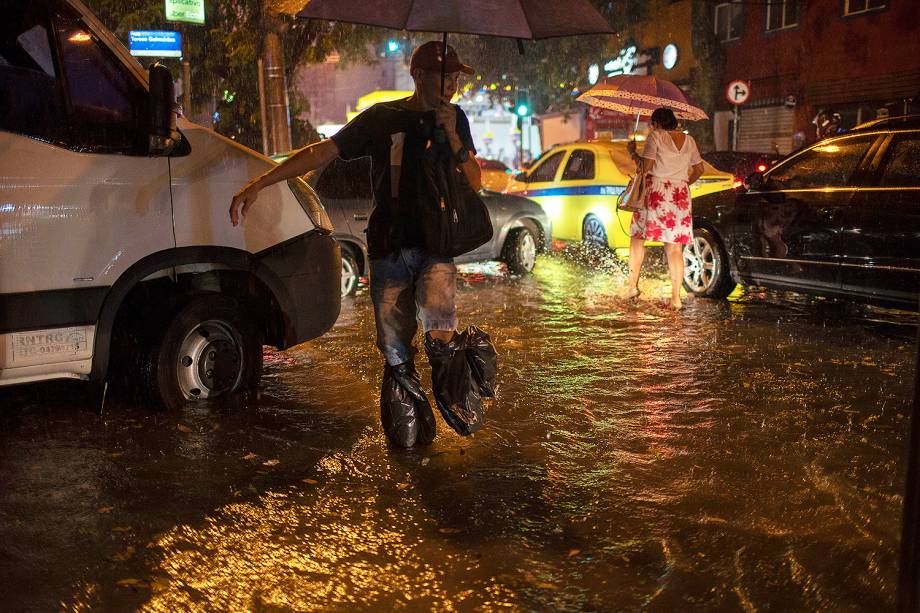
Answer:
[
  {"left": 756, "top": 163, "right": 768, "bottom": 172},
  {"left": 732, "top": 177, "right": 744, "bottom": 189}
]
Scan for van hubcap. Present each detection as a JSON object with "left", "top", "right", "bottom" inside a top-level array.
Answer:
[{"left": 177, "top": 320, "right": 242, "bottom": 399}]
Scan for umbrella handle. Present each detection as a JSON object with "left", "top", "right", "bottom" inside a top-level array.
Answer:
[{"left": 440, "top": 31, "right": 448, "bottom": 99}]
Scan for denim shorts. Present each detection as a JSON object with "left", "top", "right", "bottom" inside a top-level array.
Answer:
[{"left": 370, "top": 247, "right": 458, "bottom": 366}]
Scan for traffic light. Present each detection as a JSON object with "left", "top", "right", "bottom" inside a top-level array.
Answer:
[
  {"left": 515, "top": 89, "right": 531, "bottom": 117},
  {"left": 386, "top": 39, "right": 400, "bottom": 53}
]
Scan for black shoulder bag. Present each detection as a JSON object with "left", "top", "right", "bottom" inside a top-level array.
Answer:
[{"left": 417, "top": 132, "right": 493, "bottom": 258}]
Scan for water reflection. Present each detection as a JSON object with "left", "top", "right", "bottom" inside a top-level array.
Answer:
[{"left": 0, "top": 252, "right": 913, "bottom": 610}]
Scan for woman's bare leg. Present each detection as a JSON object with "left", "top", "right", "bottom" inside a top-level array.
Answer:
[
  {"left": 664, "top": 243, "right": 684, "bottom": 309},
  {"left": 626, "top": 236, "right": 646, "bottom": 297}
]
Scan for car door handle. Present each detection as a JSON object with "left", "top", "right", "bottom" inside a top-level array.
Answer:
[{"left": 353, "top": 214, "right": 369, "bottom": 221}]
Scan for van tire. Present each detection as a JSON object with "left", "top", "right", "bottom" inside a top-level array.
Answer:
[{"left": 144, "top": 294, "right": 262, "bottom": 410}]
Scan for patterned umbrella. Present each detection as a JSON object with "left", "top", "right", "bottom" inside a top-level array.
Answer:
[{"left": 577, "top": 75, "right": 708, "bottom": 121}]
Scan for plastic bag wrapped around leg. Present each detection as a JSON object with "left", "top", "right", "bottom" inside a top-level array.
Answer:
[
  {"left": 390, "top": 362, "right": 436, "bottom": 445},
  {"left": 464, "top": 325, "right": 498, "bottom": 397},
  {"left": 380, "top": 362, "right": 436, "bottom": 448},
  {"left": 425, "top": 331, "right": 484, "bottom": 437}
]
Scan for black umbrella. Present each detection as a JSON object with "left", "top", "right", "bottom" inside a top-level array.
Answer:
[{"left": 297, "top": 0, "right": 614, "bottom": 95}]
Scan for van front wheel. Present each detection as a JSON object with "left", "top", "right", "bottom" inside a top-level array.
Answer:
[{"left": 145, "top": 295, "right": 262, "bottom": 410}]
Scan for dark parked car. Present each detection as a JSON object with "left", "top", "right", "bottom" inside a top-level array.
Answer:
[
  {"left": 684, "top": 115, "right": 920, "bottom": 309},
  {"left": 304, "top": 157, "right": 552, "bottom": 296},
  {"left": 702, "top": 150, "right": 783, "bottom": 180}
]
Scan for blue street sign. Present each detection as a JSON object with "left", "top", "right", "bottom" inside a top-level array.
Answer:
[{"left": 129, "top": 30, "right": 182, "bottom": 58}]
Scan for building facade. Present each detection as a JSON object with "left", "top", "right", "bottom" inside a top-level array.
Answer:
[
  {"left": 713, "top": 0, "right": 920, "bottom": 153},
  {"left": 585, "top": 0, "right": 704, "bottom": 140}
]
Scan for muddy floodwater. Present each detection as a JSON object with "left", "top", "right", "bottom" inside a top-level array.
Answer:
[{"left": 1, "top": 251, "right": 917, "bottom": 611}]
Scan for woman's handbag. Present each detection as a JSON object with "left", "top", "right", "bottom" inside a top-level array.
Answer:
[{"left": 617, "top": 171, "right": 647, "bottom": 213}]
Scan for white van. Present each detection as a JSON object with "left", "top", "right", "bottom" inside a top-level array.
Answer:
[{"left": 0, "top": 0, "right": 341, "bottom": 408}]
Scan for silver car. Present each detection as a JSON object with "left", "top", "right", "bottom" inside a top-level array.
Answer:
[{"left": 306, "top": 157, "right": 552, "bottom": 296}]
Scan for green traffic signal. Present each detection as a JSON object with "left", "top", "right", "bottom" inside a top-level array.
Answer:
[{"left": 515, "top": 89, "right": 531, "bottom": 116}]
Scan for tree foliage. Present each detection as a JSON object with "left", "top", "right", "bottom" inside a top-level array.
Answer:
[
  {"left": 84, "top": 0, "right": 387, "bottom": 150},
  {"left": 84, "top": 1, "right": 726, "bottom": 150}
]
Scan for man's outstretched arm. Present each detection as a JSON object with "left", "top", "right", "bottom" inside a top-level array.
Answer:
[{"left": 229, "top": 139, "right": 341, "bottom": 226}]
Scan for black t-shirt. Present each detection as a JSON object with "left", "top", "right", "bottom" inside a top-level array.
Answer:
[{"left": 331, "top": 98, "right": 476, "bottom": 258}]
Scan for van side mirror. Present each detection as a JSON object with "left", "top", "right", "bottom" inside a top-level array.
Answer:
[
  {"left": 148, "top": 63, "right": 180, "bottom": 155},
  {"left": 745, "top": 172, "right": 764, "bottom": 191}
]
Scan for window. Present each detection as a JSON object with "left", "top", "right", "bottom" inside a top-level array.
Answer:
[
  {"left": 528, "top": 151, "right": 566, "bottom": 183},
  {"left": 767, "top": 135, "right": 875, "bottom": 189},
  {"left": 561, "top": 150, "right": 596, "bottom": 181},
  {"left": 844, "top": 0, "right": 886, "bottom": 16},
  {"left": 0, "top": 5, "right": 67, "bottom": 143},
  {"left": 766, "top": 0, "right": 798, "bottom": 31},
  {"left": 879, "top": 135, "right": 920, "bottom": 188},
  {"left": 53, "top": 14, "right": 147, "bottom": 154},
  {"left": 714, "top": 2, "right": 743, "bottom": 42}
]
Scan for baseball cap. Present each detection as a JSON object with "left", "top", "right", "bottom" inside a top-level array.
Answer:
[{"left": 409, "top": 41, "right": 474, "bottom": 75}]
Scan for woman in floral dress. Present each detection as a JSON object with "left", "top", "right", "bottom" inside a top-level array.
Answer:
[{"left": 625, "top": 108, "right": 705, "bottom": 310}]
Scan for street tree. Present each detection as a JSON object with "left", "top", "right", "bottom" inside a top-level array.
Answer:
[{"left": 85, "top": 0, "right": 388, "bottom": 151}]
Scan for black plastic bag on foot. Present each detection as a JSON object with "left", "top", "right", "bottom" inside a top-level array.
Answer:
[
  {"left": 425, "top": 331, "right": 484, "bottom": 437},
  {"left": 464, "top": 325, "right": 498, "bottom": 397},
  {"left": 380, "top": 361, "right": 436, "bottom": 447}
]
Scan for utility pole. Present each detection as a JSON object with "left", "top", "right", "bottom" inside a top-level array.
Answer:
[
  {"left": 180, "top": 25, "right": 191, "bottom": 117},
  {"left": 257, "top": 58, "right": 269, "bottom": 155},
  {"left": 261, "top": 10, "right": 292, "bottom": 156}
]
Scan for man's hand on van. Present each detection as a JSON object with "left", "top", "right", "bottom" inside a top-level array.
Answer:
[
  {"left": 229, "top": 140, "right": 341, "bottom": 227},
  {"left": 230, "top": 181, "right": 261, "bottom": 226}
]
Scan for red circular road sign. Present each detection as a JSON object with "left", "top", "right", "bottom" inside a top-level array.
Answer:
[{"left": 726, "top": 80, "right": 750, "bottom": 105}]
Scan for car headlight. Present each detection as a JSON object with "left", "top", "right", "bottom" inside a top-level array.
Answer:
[{"left": 287, "top": 177, "right": 334, "bottom": 234}]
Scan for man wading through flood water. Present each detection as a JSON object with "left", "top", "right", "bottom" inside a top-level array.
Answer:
[{"left": 229, "top": 42, "right": 497, "bottom": 448}]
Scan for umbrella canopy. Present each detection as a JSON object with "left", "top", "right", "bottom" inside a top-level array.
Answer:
[
  {"left": 577, "top": 75, "right": 708, "bottom": 121},
  {"left": 296, "top": 0, "right": 613, "bottom": 40}
]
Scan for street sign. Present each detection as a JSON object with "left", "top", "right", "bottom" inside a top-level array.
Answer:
[
  {"left": 165, "top": 0, "right": 205, "bottom": 25},
  {"left": 726, "top": 80, "right": 750, "bottom": 105},
  {"left": 129, "top": 30, "right": 182, "bottom": 58}
]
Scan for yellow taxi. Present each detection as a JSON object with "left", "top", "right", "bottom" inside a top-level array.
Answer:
[
  {"left": 504, "top": 139, "right": 733, "bottom": 255},
  {"left": 478, "top": 158, "right": 513, "bottom": 192}
]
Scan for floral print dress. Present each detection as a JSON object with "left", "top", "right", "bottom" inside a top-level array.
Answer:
[
  {"left": 629, "top": 178, "right": 693, "bottom": 245},
  {"left": 629, "top": 129, "right": 701, "bottom": 246}
]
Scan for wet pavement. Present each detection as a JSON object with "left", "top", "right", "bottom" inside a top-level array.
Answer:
[{"left": 1, "top": 250, "right": 918, "bottom": 611}]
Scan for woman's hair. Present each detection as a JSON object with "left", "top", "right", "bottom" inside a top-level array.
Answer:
[{"left": 650, "top": 108, "right": 678, "bottom": 130}]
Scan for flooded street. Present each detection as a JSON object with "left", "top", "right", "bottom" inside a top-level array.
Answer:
[{"left": 1, "top": 252, "right": 917, "bottom": 611}]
